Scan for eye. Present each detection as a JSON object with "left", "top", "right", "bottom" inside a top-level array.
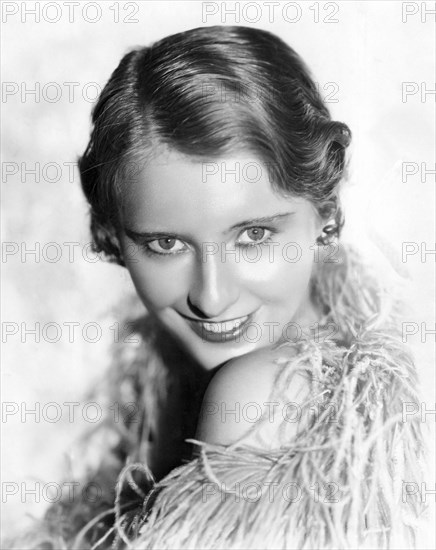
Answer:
[
  {"left": 237, "top": 227, "right": 273, "bottom": 246},
  {"left": 146, "top": 237, "right": 187, "bottom": 255}
]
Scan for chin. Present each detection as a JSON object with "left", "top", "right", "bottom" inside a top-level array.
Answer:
[{"left": 189, "top": 341, "right": 262, "bottom": 371}]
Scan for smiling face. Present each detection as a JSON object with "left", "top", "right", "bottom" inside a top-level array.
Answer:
[{"left": 119, "top": 147, "right": 324, "bottom": 370}]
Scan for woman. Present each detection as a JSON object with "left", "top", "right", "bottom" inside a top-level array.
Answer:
[{"left": 12, "top": 25, "right": 425, "bottom": 549}]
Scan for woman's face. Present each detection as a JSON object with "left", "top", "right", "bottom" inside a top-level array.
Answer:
[{"left": 119, "top": 147, "right": 323, "bottom": 370}]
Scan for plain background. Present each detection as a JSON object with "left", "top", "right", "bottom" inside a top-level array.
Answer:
[{"left": 2, "top": 0, "right": 435, "bottom": 545}]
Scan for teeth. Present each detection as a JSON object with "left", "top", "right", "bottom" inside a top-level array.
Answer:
[{"left": 200, "top": 315, "right": 249, "bottom": 334}]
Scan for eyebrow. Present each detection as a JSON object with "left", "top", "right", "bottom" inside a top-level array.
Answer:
[
  {"left": 123, "top": 212, "right": 295, "bottom": 241},
  {"left": 224, "top": 212, "right": 295, "bottom": 233}
]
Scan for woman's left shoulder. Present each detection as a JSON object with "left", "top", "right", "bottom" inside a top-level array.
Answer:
[
  {"left": 195, "top": 344, "right": 310, "bottom": 448},
  {"left": 205, "top": 344, "right": 303, "bottom": 402}
]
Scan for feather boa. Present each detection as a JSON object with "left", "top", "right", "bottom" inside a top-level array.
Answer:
[{"left": 5, "top": 242, "right": 428, "bottom": 549}]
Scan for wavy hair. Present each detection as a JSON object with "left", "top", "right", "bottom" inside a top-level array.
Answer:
[{"left": 79, "top": 25, "right": 351, "bottom": 266}]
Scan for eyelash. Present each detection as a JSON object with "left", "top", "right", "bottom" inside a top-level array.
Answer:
[{"left": 139, "top": 226, "right": 278, "bottom": 258}]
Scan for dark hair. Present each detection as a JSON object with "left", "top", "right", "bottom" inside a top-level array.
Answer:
[{"left": 79, "top": 25, "right": 351, "bottom": 266}]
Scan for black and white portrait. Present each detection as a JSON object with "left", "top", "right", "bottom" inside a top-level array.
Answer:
[{"left": 2, "top": 1, "right": 435, "bottom": 548}]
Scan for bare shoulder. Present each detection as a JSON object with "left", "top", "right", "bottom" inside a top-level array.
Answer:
[
  {"left": 209, "top": 346, "right": 284, "bottom": 394},
  {"left": 195, "top": 344, "right": 309, "bottom": 448},
  {"left": 209, "top": 343, "right": 303, "bottom": 391}
]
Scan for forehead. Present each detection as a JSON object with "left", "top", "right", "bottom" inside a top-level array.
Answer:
[{"left": 121, "top": 148, "right": 308, "bottom": 228}]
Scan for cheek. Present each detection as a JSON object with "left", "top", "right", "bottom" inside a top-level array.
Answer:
[
  {"left": 237, "top": 229, "right": 317, "bottom": 298},
  {"left": 250, "top": 253, "right": 314, "bottom": 304},
  {"left": 123, "top": 255, "right": 189, "bottom": 310}
]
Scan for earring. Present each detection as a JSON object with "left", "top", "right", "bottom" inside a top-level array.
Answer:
[{"left": 316, "top": 222, "right": 337, "bottom": 246}]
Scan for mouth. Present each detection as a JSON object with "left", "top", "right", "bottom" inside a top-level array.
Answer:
[{"left": 181, "top": 311, "right": 257, "bottom": 343}]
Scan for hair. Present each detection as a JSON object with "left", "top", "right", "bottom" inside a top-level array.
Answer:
[{"left": 79, "top": 25, "right": 351, "bottom": 266}]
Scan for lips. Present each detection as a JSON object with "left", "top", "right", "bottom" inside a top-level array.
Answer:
[{"left": 183, "top": 312, "right": 256, "bottom": 343}]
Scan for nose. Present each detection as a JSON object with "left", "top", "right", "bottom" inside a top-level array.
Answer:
[{"left": 187, "top": 252, "right": 240, "bottom": 320}]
